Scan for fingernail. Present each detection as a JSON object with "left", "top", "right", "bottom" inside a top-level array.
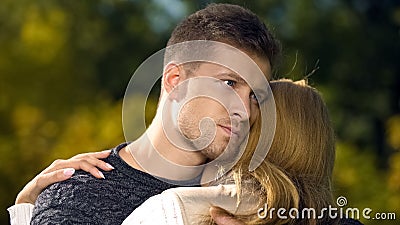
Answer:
[
  {"left": 98, "top": 171, "right": 105, "bottom": 179},
  {"left": 105, "top": 163, "right": 114, "bottom": 170},
  {"left": 64, "top": 168, "right": 75, "bottom": 176}
]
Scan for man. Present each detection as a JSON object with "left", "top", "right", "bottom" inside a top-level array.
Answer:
[{"left": 11, "top": 4, "right": 280, "bottom": 225}]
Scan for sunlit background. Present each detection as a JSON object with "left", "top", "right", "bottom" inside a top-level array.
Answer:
[{"left": 1, "top": 0, "right": 399, "bottom": 224}]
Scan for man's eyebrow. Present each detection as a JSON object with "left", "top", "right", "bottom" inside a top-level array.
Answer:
[
  {"left": 215, "top": 72, "right": 269, "bottom": 96},
  {"left": 214, "top": 72, "right": 246, "bottom": 83}
]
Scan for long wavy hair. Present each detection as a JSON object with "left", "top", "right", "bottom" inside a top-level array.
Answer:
[{"left": 215, "top": 79, "right": 338, "bottom": 225}]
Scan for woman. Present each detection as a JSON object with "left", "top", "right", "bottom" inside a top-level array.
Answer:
[
  {"left": 233, "top": 78, "right": 337, "bottom": 224},
  {"left": 9, "top": 79, "right": 362, "bottom": 225}
]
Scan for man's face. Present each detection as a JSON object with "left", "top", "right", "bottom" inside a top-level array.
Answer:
[{"left": 177, "top": 56, "right": 271, "bottom": 160}]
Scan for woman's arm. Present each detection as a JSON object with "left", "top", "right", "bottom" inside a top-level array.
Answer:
[
  {"left": 122, "top": 185, "right": 249, "bottom": 225},
  {"left": 9, "top": 150, "right": 114, "bottom": 225},
  {"left": 15, "top": 150, "right": 113, "bottom": 204}
]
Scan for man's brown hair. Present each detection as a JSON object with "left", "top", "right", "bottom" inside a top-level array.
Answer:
[{"left": 167, "top": 3, "right": 281, "bottom": 68}]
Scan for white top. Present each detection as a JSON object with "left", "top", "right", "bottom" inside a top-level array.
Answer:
[
  {"left": 7, "top": 203, "right": 34, "bottom": 225},
  {"left": 122, "top": 184, "right": 258, "bottom": 225}
]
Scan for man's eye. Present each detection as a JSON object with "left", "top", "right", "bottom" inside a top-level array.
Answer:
[
  {"left": 224, "top": 80, "right": 236, "bottom": 87},
  {"left": 250, "top": 92, "right": 259, "bottom": 103}
]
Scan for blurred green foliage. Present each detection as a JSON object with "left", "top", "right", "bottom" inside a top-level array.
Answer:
[{"left": 1, "top": 0, "right": 399, "bottom": 224}]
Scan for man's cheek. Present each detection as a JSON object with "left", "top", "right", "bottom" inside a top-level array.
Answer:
[{"left": 249, "top": 112, "right": 259, "bottom": 127}]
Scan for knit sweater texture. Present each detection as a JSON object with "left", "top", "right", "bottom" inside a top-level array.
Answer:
[{"left": 30, "top": 143, "right": 178, "bottom": 225}]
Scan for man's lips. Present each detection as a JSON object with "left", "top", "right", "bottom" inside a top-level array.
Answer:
[{"left": 218, "top": 125, "right": 240, "bottom": 136}]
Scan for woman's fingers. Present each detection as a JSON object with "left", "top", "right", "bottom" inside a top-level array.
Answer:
[
  {"left": 35, "top": 168, "right": 76, "bottom": 191},
  {"left": 72, "top": 150, "right": 112, "bottom": 160},
  {"left": 42, "top": 150, "right": 114, "bottom": 178},
  {"left": 210, "top": 206, "right": 246, "bottom": 225},
  {"left": 70, "top": 150, "right": 114, "bottom": 174},
  {"left": 70, "top": 158, "right": 108, "bottom": 179}
]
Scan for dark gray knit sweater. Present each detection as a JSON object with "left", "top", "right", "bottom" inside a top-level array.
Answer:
[{"left": 30, "top": 143, "right": 179, "bottom": 225}]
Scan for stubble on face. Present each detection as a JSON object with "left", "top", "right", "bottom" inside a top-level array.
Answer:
[
  {"left": 177, "top": 97, "right": 234, "bottom": 160},
  {"left": 174, "top": 58, "right": 268, "bottom": 161}
]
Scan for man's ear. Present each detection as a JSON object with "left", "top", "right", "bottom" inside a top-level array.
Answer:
[{"left": 163, "top": 63, "right": 181, "bottom": 94}]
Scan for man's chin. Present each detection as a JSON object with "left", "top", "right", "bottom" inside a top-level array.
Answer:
[
  {"left": 202, "top": 144, "right": 239, "bottom": 162},
  {"left": 200, "top": 146, "right": 224, "bottom": 161}
]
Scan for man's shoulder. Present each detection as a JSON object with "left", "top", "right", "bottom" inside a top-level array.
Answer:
[
  {"left": 30, "top": 142, "right": 176, "bottom": 224},
  {"left": 30, "top": 143, "right": 131, "bottom": 224},
  {"left": 30, "top": 170, "right": 115, "bottom": 224},
  {"left": 44, "top": 169, "right": 107, "bottom": 193},
  {"left": 33, "top": 170, "right": 117, "bottom": 210}
]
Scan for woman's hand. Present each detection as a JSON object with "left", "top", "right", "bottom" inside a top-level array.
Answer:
[
  {"left": 15, "top": 150, "right": 114, "bottom": 204},
  {"left": 210, "top": 206, "right": 246, "bottom": 225}
]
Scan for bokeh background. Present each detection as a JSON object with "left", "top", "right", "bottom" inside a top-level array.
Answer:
[{"left": 1, "top": 0, "right": 399, "bottom": 224}]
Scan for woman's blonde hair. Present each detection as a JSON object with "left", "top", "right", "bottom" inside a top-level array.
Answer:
[{"left": 228, "top": 79, "right": 337, "bottom": 225}]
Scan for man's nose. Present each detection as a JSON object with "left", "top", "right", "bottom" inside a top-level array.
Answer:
[{"left": 229, "top": 96, "right": 250, "bottom": 121}]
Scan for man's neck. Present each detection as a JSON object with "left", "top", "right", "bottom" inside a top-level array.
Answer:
[{"left": 119, "top": 117, "right": 206, "bottom": 181}]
